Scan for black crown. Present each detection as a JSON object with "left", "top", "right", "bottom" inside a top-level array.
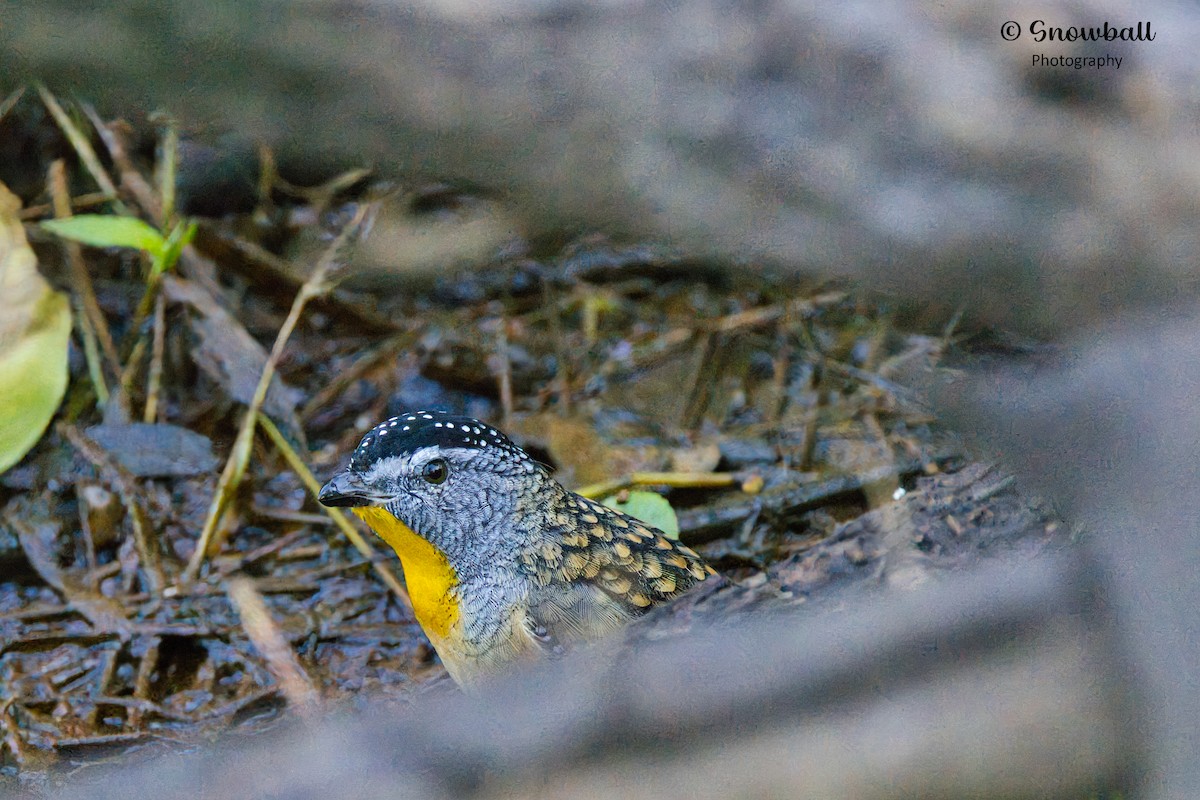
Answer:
[{"left": 349, "top": 410, "right": 525, "bottom": 471}]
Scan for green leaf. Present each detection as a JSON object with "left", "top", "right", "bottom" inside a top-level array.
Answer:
[
  {"left": 601, "top": 490, "right": 680, "bottom": 539},
  {"left": 0, "top": 183, "right": 72, "bottom": 474},
  {"left": 152, "top": 220, "right": 197, "bottom": 277},
  {"left": 41, "top": 214, "right": 165, "bottom": 256}
]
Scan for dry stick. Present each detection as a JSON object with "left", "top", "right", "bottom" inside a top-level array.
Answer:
[
  {"left": 575, "top": 471, "right": 746, "bottom": 500},
  {"left": 544, "top": 281, "right": 571, "bottom": 416},
  {"left": 581, "top": 287, "right": 601, "bottom": 345},
  {"left": 0, "top": 699, "right": 35, "bottom": 770},
  {"left": 823, "top": 359, "right": 922, "bottom": 408},
  {"left": 72, "top": 293, "right": 110, "bottom": 408},
  {"left": 249, "top": 507, "right": 336, "bottom": 527},
  {"left": 83, "top": 105, "right": 185, "bottom": 406},
  {"left": 82, "top": 104, "right": 163, "bottom": 225},
  {"left": 213, "top": 526, "right": 309, "bottom": 579},
  {"left": 144, "top": 292, "right": 167, "bottom": 423},
  {"left": 86, "top": 646, "right": 121, "bottom": 729},
  {"left": 699, "top": 292, "right": 848, "bottom": 334},
  {"left": 226, "top": 576, "right": 321, "bottom": 717},
  {"left": 768, "top": 321, "right": 791, "bottom": 426},
  {"left": 183, "top": 204, "right": 371, "bottom": 583},
  {"left": 681, "top": 331, "right": 718, "bottom": 430},
  {"left": 18, "top": 191, "right": 113, "bottom": 221},
  {"left": 128, "top": 636, "right": 161, "bottom": 729},
  {"left": 0, "top": 86, "right": 25, "bottom": 123},
  {"left": 34, "top": 84, "right": 127, "bottom": 213},
  {"left": 298, "top": 332, "right": 414, "bottom": 422},
  {"left": 495, "top": 318, "right": 515, "bottom": 429},
  {"left": 75, "top": 483, "right": 101, "bottom": 585},
  {"left": 157, "top": 116, "right": 179, "bottom": 223},
  {"left": 859, "top": 411, "right": 900, "bottom": 509},
  {"left": 144, "top": 118, "right": 176, "bottom": 424},
  {"left": 258, "top": 413, "right": 412, "bottom": 610},
  {"left": 42, "top": 101, "right": 166, "bottom": 422},
  {"left": 195, "top": 232, "right": 398, "bottom": 332},
  {"left": 48, "top": 160, "right": 122, "bottom": 379},
  {"left": 116, "top": 333, "right": 150, "bottom": 413},
  {"left": 60, "top": 424, "right": 165, "bottom": 594}
]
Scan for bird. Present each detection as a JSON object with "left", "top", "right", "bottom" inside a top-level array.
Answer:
[{"left": 318, "top": 410, "right": 716, "bottom": 686}]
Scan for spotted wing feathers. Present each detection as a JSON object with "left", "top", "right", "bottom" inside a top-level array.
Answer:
[{"left": 520, "top": 491, "right": 715, "bottom": 643}]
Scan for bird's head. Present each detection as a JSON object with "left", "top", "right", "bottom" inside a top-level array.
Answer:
[{"left": 318, "top": 411, "right": 547, "bottom": 563}]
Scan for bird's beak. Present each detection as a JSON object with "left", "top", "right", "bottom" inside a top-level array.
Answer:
[{"left": 318, "top": 471, "right": 375, "bottom": 507}]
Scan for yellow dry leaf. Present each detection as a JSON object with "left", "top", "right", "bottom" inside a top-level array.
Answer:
[{"left": 0, "top": 181, "right": 71, "bottom": 474}]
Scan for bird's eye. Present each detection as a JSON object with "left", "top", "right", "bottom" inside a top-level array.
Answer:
[{"left": 421, "top": 458, "right": 449, "bottom": 485}]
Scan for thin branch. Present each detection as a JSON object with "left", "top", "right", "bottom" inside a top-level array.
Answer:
[
  {"left": 257, "top": 413, "right": 412, "bottom": 611},
  {"left": 183, "top": 203, "right": 371, "bottom": 582},
  {"left": 48, "top": 159, "right": 122, "bottom": 380},
  {"left": 80, "top": 103, "right": 161, "bottom": 224},
  {"left": 143, "top": 292, "right": 167, "bottom": 423},
  {"left": 226, "top": 577, "right": 321, "bottom": 717},
  {"left": 34, "top": 84, "right": 126, "bottom": 212},
  {"left": 60, "top": 424, "right": 165, "bottom": 595},
  {"left": 575, "top": 471, "right": 750, "bottom": 500}
]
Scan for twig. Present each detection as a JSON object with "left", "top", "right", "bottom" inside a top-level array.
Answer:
[
  {"left": 198, "top": 686, "right": 281, "bottom": 721},
  {"left": 824, "top": 359, "right": 924, "bottom": 408},
  {"left": 213, "top": 527, "right": 311, "bottom": 579},
  {"left": 34, "top": 83, "right": 126, "bottom": 212},
  {"left": 545, "top": 282, "right": 571, "bottom": 415},
  {"left": 257, "top": 413, "right": 412, "bottom": 610},
  {"left": 73, "top": 294, "right": 109, "bottom": 408},
  {"left": 494, "top": 318, "right": 514, "bottom": 428},
  {"left": 144, "top": 292, "right": 167, "bottom": 423},
  {"left": 698, "top": 292, "right": 847, "bottom": 333},
  {"left": 60, "top": 424, "right": 165, "bottom": 594},
  {"left": 129, "top": 636, "right": 161, "bottom": 728},
  {"left": 681, "top": 331, "right": 719, "bottom": 430},
  {"left": 192, "top": 229, "right": 399, "bottom": 331},
  {"left": 143, "top": 118, "right": 178, "bottom": 426},
  {"left": 0, "top": 86, "right": 25, "bottom": 124},
  {"left": 155, "top": 114, "right": 180, "bottom": 224},
  {"left": 226, "top": 576, "right": 321, "bottom": 717},
  {"left": 183, "top": 203, "right": 371, "bottom": 582},
  {"left": 74, "top": 483, "right": 102, "bottom": 584},
  {"left": 768, "top": 323, "right": 791, "bottom": 426},
  {"left": 575, "top": 471, "right": 749, "bottom": 500},
  {"left": 298, "top": 332, "right": 415, "bottom": 422},
  {"left": 18, "top": 191, "right": 113, "bottom": 220},
  {"left": 249, "top": 507, "right": 335, "bottom": 527},
  {"left": 0, "top": 699, "right": 37, "bottom": 770},
  {"left": 48, "top": 159, "right": 122, "bottom": 380},
  {"left": 116, "top": 333, "right": 150, "bottom": 412},
  {"left": 91, "top": 695, "right": 195, "bottom": 723},
  {"left": 86, "top": 645, "right": 122, "bottom": 728},
  {"left": 81, "top": 103, "right": 162, "bottom": 224}
]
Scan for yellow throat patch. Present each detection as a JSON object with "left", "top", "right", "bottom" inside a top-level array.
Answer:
[{"left": 352, "top": 506, "right": 460, "bottom": 640}]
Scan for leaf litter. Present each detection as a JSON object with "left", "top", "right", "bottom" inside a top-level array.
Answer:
[{"left": 0, "top": 91, "right": 1064, "bottom": 788}]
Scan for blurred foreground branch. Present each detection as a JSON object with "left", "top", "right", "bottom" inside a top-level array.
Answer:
[
  {"left": 55, "top": 548, "right": 1137, "bottom": 800},
  {"left": 5, "top": 0, "right": 1198, "bottom": 333}
]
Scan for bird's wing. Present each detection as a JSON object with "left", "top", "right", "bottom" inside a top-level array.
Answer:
[{"left": 520, "top": 492, "right": 716, "bottom": 644}]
